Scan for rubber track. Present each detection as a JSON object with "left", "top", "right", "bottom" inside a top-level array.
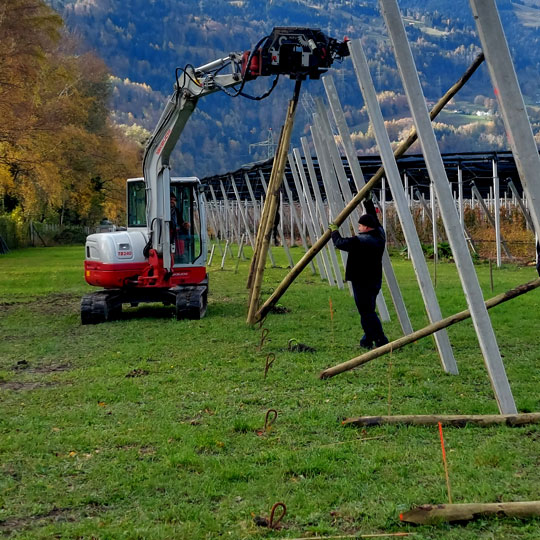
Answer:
[
  {"left": 175, "top": 285, "right": 207, "bottom": 320},
  {"left": 81, "top": 291, "right": 121, "bottom": 325}
]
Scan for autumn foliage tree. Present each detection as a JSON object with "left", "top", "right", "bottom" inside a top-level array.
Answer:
[{"left": 0, "top": 0, "right": 141, "bottom": 227}]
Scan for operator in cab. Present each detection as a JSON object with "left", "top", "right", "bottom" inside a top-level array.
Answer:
[{"left": 170, "top": 192, "right": 190, "bottom": 262}]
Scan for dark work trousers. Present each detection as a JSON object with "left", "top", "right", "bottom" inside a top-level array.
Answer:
[{"left": 351, "top": 280, "right": 386, "bottom": 343}]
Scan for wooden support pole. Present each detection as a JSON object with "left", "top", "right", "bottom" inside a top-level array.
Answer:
[
  {"left": 207, "top": 244, "right": 216, "bottom": 266},
  {"left": 400, "top": 501, "right": 540, "bottom": 525},
  {"left": 253, "top": 53, "right": 485, "bottom": 324},
  {"left": 320, "top": 277, "right": 540, "bottom": 379},
  {"left": 220, "top": 240, "right": 229, "bottom": 270},
  {"left": 342, "top": 413, "right": 540, "bottom": 428},
  {"left": 257, "top": 181, "right": 277, "bottom": 267},
  {"left": 285, "top": 534, "right": 414, "bottom": 540},
  {"left": 247, "top": 80, "right": 302, "bottom": 324},
  {"left": 234, "top": 235, "right": 245, "bottom": 274},
  {"left": 247, "top": 169, "right": 277, "bottom": 288}
]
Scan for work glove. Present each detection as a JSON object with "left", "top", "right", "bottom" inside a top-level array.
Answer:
[{"left": 328, "top": 223, "right": 339, "bottom": 232}]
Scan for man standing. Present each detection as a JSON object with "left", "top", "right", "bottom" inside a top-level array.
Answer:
[{"left": 329, "top": 198, "right": 389, "bottom": 349}]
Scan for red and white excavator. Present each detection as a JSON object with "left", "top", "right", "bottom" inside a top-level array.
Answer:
[{"left": 81, "top": 28, "right": 349, "bottom": 323}]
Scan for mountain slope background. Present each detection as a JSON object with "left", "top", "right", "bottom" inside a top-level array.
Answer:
[{"left": 47, "top": 0, "right": 540, "bottom": 177}]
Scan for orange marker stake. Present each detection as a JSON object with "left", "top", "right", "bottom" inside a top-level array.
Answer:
[
  {"left": 329, "top": 297, "right": 335, "bottom": 348},
  {"left": 438, "top": 421, "right": 453, "bottom": 504},
  {"left": 387, "top": 358, "right": 393, "bottom": 416}
]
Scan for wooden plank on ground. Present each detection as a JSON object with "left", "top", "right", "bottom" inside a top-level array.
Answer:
[
  {"left": 342, "top": 413, "right": 540, "bottom": 428},
  {"left": 400, "top": 501, "right": 540, "bottom": 525}
]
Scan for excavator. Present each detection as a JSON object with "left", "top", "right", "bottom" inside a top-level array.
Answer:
[{"left": 81, "top": 27, "right": 349, "bottom": 324}]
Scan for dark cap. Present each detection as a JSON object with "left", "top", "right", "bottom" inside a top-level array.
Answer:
[{"left": 358, "top": 214, "right": 378, "bottom": 228}]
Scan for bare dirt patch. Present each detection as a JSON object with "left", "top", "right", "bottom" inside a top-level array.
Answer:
[
  {"left": 12, "top": 360, "right": 71, "bottom": 374},
  {"left": 0, "top": 504, "right": 108, "bottom": 534},
  {"left": 0, "top": 293, "right": 80, "bottom": 316},
  {"left": 0, "top": 381, "right": 53, "bottom": 391},
  {"left": 31, "top": 292, "right": 81, "bottom": 316},
  {"left": 0, "top": 300, "right": 31, "bottom": 313},
  {"left": 28, "top": 363, "right": 71, "bottom": 374},
  {"left": 125, "top": 368, "right": 149, "bottom": 378}
]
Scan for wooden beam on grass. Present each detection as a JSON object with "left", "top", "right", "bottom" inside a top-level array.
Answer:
[
  {"left": 283, "top": 533, "right": 414, "bottom": 539},
  {"left": 253, "top": 52, "right": 486, "bottom": 324},
  {"left": 342, "top": 413, "right": 540, "bottom": 428},
  {"left": 319, "top": 277, "right": 540, "bottom": 379},
  {"left": 400, "top": 501, "right": 540, "bottom": 525}
]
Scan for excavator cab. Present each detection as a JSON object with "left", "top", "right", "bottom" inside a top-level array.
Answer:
[
  {"left": 169, "top": 183, "right": 203, "bottom": 266},
  {"left": 126, "top": 178, "right": 204, "bottom": 267}
]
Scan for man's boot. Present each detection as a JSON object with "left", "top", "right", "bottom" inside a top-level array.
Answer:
[
  {"left": 374, "top": 335, "right": 389, "bottom": 348},
  {"left": 359, "top": 335, "right": 373, "bottom": 349}
]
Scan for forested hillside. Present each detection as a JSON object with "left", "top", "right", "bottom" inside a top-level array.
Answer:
[
  {"left": 45, "top": 0, "right": 540, "bottom": 179},
  {"left": 3, "top": 1, "right": 540, "bottom": 228}
]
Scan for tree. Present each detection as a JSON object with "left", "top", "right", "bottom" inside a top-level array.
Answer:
[{"left": 0, "top": 0, "right": 141, "bottom": 225}]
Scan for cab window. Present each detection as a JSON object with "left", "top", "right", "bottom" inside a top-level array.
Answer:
[
  {"left": 127, "top": 180, "right": 146, "bottom": 227},
  {"left": 170, "top": 184, "right": 202, "bottom": 265}
]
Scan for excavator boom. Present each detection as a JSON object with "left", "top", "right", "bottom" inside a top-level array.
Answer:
[{"left": 82, "top": 27, "right": 349, "bottom": 324}]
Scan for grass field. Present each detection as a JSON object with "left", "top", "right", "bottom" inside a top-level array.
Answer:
[{"left": 1, "top": 245, "right": 539, "bottom": 539}]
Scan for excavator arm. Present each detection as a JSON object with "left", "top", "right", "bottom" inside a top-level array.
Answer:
[
  {"left": 142, "top": 27, "right": 349, "bottom": 271},
  {"left": 142, "top": 53, "right": 246, "bottom": 271}
]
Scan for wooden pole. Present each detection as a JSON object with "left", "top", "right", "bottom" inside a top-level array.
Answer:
[
  {"left": 284, "top": 534, "right": 414, "bottom": 540},
  {"left": 320, "top": 277, "right": 540, "bottom": 379},
  {"left": 400, "top": 501, "right": 540, "bottom": 525},
  {"left": 247, "top": 80, "right": 303, "bottom": 324},
  {"left": 253, "top": 53, "right": 485, "bottom": 324},
  {"left": 207, "top": 244, "right": 216, "bottom": 266},
  {"left": 220, "top": 240, "right": 229, "bottom": 270},
  {"left": 246, "top": 170, "right": 276, "bottom": 288},
  {"left": 342, "top": 413, "right": 540, "bottom": 428}
]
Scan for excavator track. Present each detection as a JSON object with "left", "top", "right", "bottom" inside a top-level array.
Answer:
[
  {"left": 174, "top": 284, "right": 208, "bottom": 320},
  {"left": 81, "top": 281, "right": 208, "bottom": 324},
  {"left": 81, "top": 291, "right": 123, "bottom": 325}
]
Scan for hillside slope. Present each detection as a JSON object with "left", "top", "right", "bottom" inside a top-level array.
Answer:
[{"left": 48, "top": 0, "right": 540, "bottom": 177}]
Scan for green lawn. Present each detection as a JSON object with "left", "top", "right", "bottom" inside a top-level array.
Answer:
[{"left": 0, "top": 246, "right": 539, "bottom": 539}]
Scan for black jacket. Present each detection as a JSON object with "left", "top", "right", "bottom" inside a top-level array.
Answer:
[
  {"left": 171, "top": 206, "right": 189, "bottom": 237},
  {"left": 331, "top": 201, "right": 385, "bottom": 284}
]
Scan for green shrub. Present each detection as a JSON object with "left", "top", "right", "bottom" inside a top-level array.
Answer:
[
  {"left": 52, "top": 226, "right": 88, "bottom": 245},
  {"left": 420, "top": 241, "right": 453, "bottom": 260},
  {"left": 0, "top": 215, "right": 27, "bottom": 249}
]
